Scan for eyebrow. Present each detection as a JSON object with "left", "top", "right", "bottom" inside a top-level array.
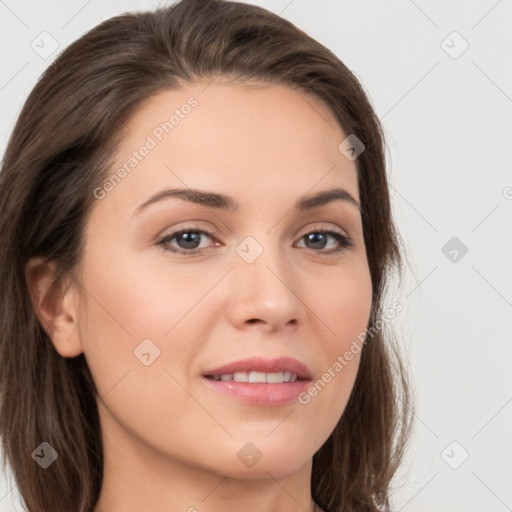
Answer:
[{"left": 132, "top": 186, "right": 360, "bottom": 216}]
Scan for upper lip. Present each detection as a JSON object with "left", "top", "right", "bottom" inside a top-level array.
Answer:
[{"left": 202, "top": 356, "right": 312, "bottom": 381}]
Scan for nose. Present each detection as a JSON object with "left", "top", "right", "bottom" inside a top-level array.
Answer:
[{"left": 226, "top": 239, "right": 307, "bottom": 332}]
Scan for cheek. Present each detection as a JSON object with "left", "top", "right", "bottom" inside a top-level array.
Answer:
[
  {"left": 312, "top": 260, "right": 373, "bottom": 353},
  {"left": 76, "top": 247, "right": 219, "bottom": 394},
  {"left": 298, "top": 260, "right": 372, "bottom": 428},
  {"left": 75, "top": 256, "right": 205, "bottom": 443}
]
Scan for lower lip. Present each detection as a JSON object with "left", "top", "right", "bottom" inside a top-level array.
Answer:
[{"left": 202, "top": 377, "right": 311, "bottom": 406}]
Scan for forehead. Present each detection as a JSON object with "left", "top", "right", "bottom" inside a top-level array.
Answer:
[{"left": 95, "top": 81, "right": 359, "bottom": 217}]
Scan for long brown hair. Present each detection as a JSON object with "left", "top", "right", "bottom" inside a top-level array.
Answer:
[{"left": 0, "top": 1, "right": 414, "bottom": 511}]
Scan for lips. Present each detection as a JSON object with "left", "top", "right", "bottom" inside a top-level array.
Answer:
[
  {"left": 202, "top": 356, "right": 312, "bottom": 381},
  {"left": 201, "top": 356, "right": 313, "bottom": 406}
]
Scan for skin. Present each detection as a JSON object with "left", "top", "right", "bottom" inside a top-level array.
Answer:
[{"left": 26, "top": 81, "right": 373, "bottom": 512}]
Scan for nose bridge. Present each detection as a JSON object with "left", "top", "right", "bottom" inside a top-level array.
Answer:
[
  {"left": 228, "top": 230, "right": 305, "bottom": 329},
  {"left": 235, "top": 229, "right": 289, "bottom": 285}
]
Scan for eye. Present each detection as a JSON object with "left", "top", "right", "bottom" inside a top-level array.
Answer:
[
  {"left": 157, "top": 228, "right": 215, "bottom": 256},
  {"left": 156, "top": 227, "right": 353, "bottom": 257},
  {"left": 297, "top": 230, "right": 353, "bottom": 254}
]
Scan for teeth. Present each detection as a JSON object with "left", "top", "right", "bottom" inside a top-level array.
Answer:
[
  {"left": 248, "top": 371, "right": 267, "bottom": 383},
  {"left": 266, "top": 372, "right": 284, "bottom": 383},
  {"left": 213, "top": 371, "right": 298, "bottom": 383}
]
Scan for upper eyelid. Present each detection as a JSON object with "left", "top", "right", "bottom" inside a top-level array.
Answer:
[{"left": 159, "top": 222, "right": 350, "bottom": 239}]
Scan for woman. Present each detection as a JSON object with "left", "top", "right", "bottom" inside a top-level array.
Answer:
[{"left": 0, "top": 0, "right": 413, "bottom": 511}]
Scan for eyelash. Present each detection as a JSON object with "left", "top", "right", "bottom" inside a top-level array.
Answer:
[{"left": 156, "top": 226, "right": 353, "bottom": 257}]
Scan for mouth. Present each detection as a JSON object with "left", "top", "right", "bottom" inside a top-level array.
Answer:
[
  {"left": 203, "top": 371, "right": 303, "bottom": 383},
  {"left": 201, "top": 356, "right": 312, "bottom": 406},
  {"left": 202, "top": 355, "right": 312, "bottom": 382}
]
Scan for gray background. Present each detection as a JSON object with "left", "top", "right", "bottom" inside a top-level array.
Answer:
[{"left": 1, "top": 0, "right": 511, "bottom": 510}]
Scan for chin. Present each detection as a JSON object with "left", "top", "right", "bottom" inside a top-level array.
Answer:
[{"left": 211, "top": 440, "right": 314, "bottom": 479}]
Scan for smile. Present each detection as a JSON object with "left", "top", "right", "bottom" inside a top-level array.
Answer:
[{"left": 205, "top": 371, "right": 298, "bottom": 383}]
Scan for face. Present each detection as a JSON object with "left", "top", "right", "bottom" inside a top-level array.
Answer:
[{"left": 71, "top": 81, "right": 373, "bottom": 478}]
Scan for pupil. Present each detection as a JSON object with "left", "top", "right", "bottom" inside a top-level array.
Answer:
[
  {"left": 179, "top": 232, "right": 200, "bottom": 249},
  {"left": 306, "top": 233, "right": 326, "bottom": 249}
]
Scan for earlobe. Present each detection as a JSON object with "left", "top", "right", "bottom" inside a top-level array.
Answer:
[{"left": 25, "top": 257, "right": 84, "bottom": 358}]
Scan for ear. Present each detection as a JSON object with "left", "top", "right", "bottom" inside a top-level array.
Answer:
[{"left": 25, "top": 257, "right": 84, "bottom": 358}]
